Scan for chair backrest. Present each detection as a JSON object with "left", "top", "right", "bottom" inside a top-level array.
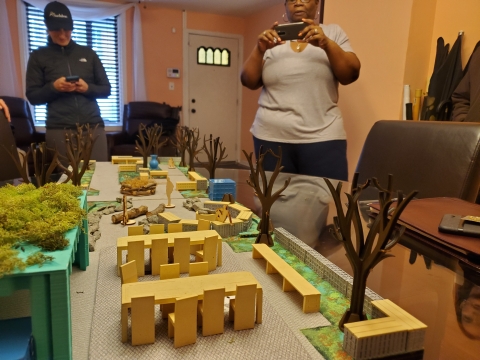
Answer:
[
  {"left": 168, "top": 223, "right": 183, "bottom": 233},
  {"left": 203, "top": 235, "right": 218, "bottom": 271},
  {"left": 131, "top": 295, "right": 155, "bottom": 345},
  {"left": 174, "top": 295, "right": 198, "bottom": 321},
  {"left": 173, "top": 237, "right": 190, "bottom": 273},
  {"left": 127, "top": 239, "right": 145, "bottom": 276},
  {"left": 128, "top": 225, "right": 144, "bottom": 236},
  {"left": 189, "top": 261, "right": 209, "bottom": 276},
  {"left": 150, "top": 224, "right": 165, "bottom": 234},
  {"left": 0, "top": 109, "right": 21, "bottom": 183},
  {"left": 355, "top": 120, "right": 480, "bottom": 202},
  {"left": 0, "top": 96, "right": 36, "bottom": 148},
  {"left": 123, "top": 101, "right": 181, "bottom": 140},
  {"left": 197, "top": 219, "right": 211, "bottom": 231},
  {"left": 203, "top": 287, "right": 225, "bottom": 316},
  {"left": 151, "top": 237, "right": 168, "bottom": 276},
  {"left": 160, "top": 263, "right": 180, "bottom": 280},
  {"left": 234, "top": 282, "right": 257, "bottom": 318},
  {"left": 120, "top": 260, "right": 138, "bottom": 284}
]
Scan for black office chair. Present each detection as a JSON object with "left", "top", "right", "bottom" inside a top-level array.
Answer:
[
  {"left": 355, "top": 120, "right": 480, "bottom": 269},
  {"left": 355, "top": 120, "right": 480, "bottom": 203}
]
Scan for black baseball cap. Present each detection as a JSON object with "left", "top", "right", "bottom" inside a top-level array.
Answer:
[{"left": 44, "top": 1, "right": 73, "bottom": 31}]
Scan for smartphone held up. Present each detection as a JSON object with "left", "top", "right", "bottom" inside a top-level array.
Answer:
[{"left": 274, "top": 22, "right": 307, "bottom": 41}]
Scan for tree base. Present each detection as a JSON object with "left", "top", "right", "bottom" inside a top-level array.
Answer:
[
  {"left": 255, "top": 233, "right": 274, "bottom": 247},
  {"left": 338, "top": 308, "right": 367, "bottom": 332}
]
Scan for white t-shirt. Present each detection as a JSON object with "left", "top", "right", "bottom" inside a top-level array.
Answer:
[{"left": 250, "top": 24, "right": 354, "bottom": 143}]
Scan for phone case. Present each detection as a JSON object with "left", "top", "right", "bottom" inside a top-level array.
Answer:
[
  {"left": 274, "top": 22, "right": 307, "bottom": 41},
  {"left": 438, "top": 214, "right": 480, "bottom": 238}
]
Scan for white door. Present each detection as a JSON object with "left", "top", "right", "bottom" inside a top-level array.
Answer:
[{"left": 186, "top": 33, "right": 240, "bottom": 162}]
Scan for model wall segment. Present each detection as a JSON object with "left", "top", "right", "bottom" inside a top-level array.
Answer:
[
  {"left": 211, "top": 219, "right": 244, "bottom": 238},
  {"left": 273, "top": 228, "right": 383, "bottom": 316},
  {"left": 343, "top": 299, "right": 426, "bottom": 359}
]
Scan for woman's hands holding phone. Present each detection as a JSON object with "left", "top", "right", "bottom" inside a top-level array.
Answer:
[
  {"left": 299, "top": 18, "right": 330, "bottom": 50},
  {"left": 257, "top": 22, "right": 284, "bottom": 54}
]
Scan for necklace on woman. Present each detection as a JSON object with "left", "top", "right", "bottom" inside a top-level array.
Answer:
[{"left": 291, "top": 40, "right": 301, "bottom": 51}]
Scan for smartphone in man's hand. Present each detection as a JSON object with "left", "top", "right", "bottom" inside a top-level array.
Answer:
[
  {"left": 65, "top": 75, "right": 80, "bottom": 83},
  {"left": 274, "top": 22, "right": 307, "bottom": 41}
]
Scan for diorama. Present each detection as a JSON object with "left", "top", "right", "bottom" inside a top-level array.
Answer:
[{"left": 0, "top": 122, "right": 427, "bottom": 360}]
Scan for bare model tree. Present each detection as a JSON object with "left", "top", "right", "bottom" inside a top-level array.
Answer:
[
  {"left": 173, "top": 125, "right": 189, "bottom": 167},
  {"left": 135, "top": 123, "right": 167, "bottom": 168},
  {"left": 195, "top": 134, "right": 228, "bottom": 179},
  {"left": 7, "top": 145, "right": 31, "bottom": 184},
  {"left": 185, "top": 127, "right": 202, "bottom": 171},
  {"left": 57, "top": 124, "right": 98, "bottom": 186},
  {"left": 243, "top": 146, "right": 290, "bottom": 246},
  {"left": 324, "top": 173, "right": 417, "bottom": 331}
]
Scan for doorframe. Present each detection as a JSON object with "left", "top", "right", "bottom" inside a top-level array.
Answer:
[{"left": 182, "top": 25, "right": 244, "bottom": 163}]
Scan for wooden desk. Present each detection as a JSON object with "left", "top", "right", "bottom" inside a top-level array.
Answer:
[
  {"left": 116, "top": 230, "right": 222, "bottom": 275},
  {"left": 121, "top": 271, "right": 263, "bottom": 342},
  {"left": 0, "top": 192, "right": 89, "bottom": 360}
]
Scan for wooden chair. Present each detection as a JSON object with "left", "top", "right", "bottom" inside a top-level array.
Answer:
[
  {"left": 229, "top": 282, "right": 257, "bottom": 331},
  {"left": 195, "top": 235, "right": 218, "bottom": 271},
  {"left": 131, "top": 295, "right": 155, "bottom": 345},
  {"left": 150, "top": 224, "right": 165, "bottom": 234},
  {"left": 159, "top": 263, "right": 180, "bottom": 319},
  {"left": 127, "top": 239, "right": 145, "bottom": 276},
  {"left": 168, "top": 223, "right": 183, "bottom": 233},
  {"left": 168, "top": 295, "right": 198, "bottom": 348},
  {"left": 120, "top": 260, "right": 138, "bottom": 284},
  {"left": 189, "top": 262, "right": 209, "bottom": 277},
  {"left": 198, "top": 287, "right": 225, "bottom": 336},
  {"left": 150, "top": 238, "right": 168, "bottom": 276},
  {"left": 128, "top": 225, "right": 144, "bottom": 236},
  {"left": 174, "top": 237, "right": 191, "bottom": 273}
]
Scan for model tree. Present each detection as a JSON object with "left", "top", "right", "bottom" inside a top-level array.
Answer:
[
  {"left": 135, "top": 123, "right": 168, "bottom": 168},
  {"left": 185, "top": 127, "right": 202, "bottom": 171},
  {"left": 174, "top": 125, "right": 189, "bottom": 167},
  {"left": 324, "top": 174, "right": 417, "bottom": 331},
  {"left": 57, "top": 124, "right": 98, "bottom": 186},
  {"left": 196, "top": 134, "right": 227, "bottom": 179},
  {"left": 243, "top": 146, "right": 290, "bottom": 246}
]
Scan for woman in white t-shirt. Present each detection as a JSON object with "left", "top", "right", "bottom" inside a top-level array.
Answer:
[{"left": 241, "top": 0, "right": 360, "bottom": 180}]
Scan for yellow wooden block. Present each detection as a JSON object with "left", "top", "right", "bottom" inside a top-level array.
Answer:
[
  {"left": 174, "top": 237, "right": 191, "bottom": 273},
  {"left": 168, "top": 295, "right": 198, "bottom": 348},
  {"left": 251, "top": 243, "right": 320, "bottom": 313},
  {"left": 150, "top": 170, "right": 168, "bottom": 178},
  {"left": 151, "top": 238, "right": 168, "bottom": 276},
  {"left": 127, "top": 239, "right": 145, "bottom": 277},
  {"left": 131, "top": 295, "right": 155, "bottom": 345},
  {"left": 189, "top": 261, "right": 209, "bottom": 277},
  {"left": 229, "top": 282, "right": 257, "bottom": 331},
  {"left": 176, "top": 181, "right": 197, "bottom": 191},
  {"left": 159, "top": 212, "right": 181, "bottom": 223},
  {"left": 128, "top": 225, "right": 143, "bottom": 236},
  {"left": 149, "top": 224, "right": 165, "bottom": 234},
  {"left": 168, "top": 223, "right": 183, "bottom": 233},
  {"left": 198, "top": 287, "right": 225, "bottom": 336},
  {"left": 120, "top": 260, "right": 138, "bottom": 284},
  {"left": 118, "top": 164, "right": 137, "bottom": 172},
  {"left": 196, "top": 212, "right": 216, "bottom": 221},
  {"left": 236, "top": 210, "right": 253, "bottom": 222}
]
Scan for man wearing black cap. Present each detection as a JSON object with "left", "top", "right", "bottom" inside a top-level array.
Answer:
[{"left": 26, "top": 1, "right": 111, "bottom": 161}]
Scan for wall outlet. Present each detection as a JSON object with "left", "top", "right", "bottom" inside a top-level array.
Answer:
[{"left": 169, "top": 82, "right": 174, "bottom": 90}]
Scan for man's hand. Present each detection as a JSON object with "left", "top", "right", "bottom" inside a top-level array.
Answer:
[
  {"left": 75, "top": 78, "right": 89, "bottom": 93},
  {"left": 54, "top": 77, "right": 77, "bottom": 92},
  {"left": 0, "top": 99, "right": 11, "bottom": 122}
]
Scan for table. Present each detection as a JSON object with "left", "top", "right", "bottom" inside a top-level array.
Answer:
[
  {"left": 116, "top": 229, "right": 222, "bottom": 275},
  {"left": 0, "top": 191, "right": 89, "bottom": 360},
  {"left": 121, "top": 271, "right": 263, "bottom": 342},
  {"left": 197, "top": 168, "right": 480, "bottom": 360}
]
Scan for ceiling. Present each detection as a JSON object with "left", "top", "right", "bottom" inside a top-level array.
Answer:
[{"left": 129, "top": 0, "right": 284, "bottom": 17}]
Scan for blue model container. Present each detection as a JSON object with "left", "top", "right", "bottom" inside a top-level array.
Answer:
[
  {"left": 0, "top": 317, "right": 35, "bottom": 360},
  {"left": 209, "top": 179, "right": 236, "bottom": 201}
]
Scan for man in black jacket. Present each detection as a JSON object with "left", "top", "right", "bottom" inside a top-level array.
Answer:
[{"left": 26, "top": 1, "right": 111, "bottom": 161}]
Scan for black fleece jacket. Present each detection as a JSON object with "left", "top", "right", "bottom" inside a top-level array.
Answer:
[{"left": 26, "top": 37, "right": 111, "bottom": 129}]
